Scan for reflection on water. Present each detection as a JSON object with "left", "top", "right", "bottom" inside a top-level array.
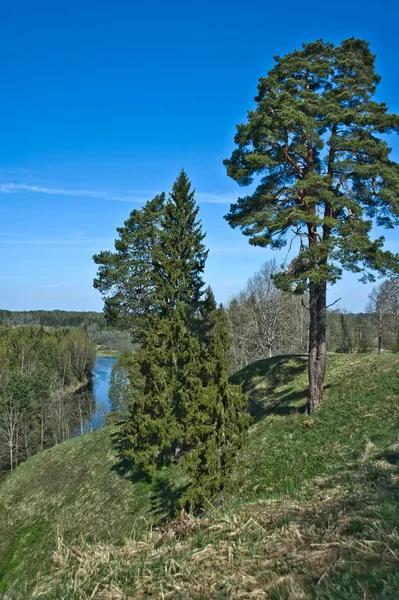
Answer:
[
  {"left": 74, "top": 356, "right": 117, "bottom": 434},
  {"left": 90, "top": 356, "right": 117, "bottom": 430}
]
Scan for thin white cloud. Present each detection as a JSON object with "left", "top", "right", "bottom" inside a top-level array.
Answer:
[
  {"left": 0, "top": 182, "right": 145, "bottom": 203},
  {"left": 0, "top": 182, "right": 234, "bottom": 204},
  {"left": 196, "top": 192, "right": 235, "bottom": 205},
  {"left": 29, "top": 283, "right": 75, "bottom": 290},
  {"left": 0, "top": 235, "right": 113, "bottom": 246}
]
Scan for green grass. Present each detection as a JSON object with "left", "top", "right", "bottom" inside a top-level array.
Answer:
[
  {"left": 230, "top": 353, "right": 399, "bottom": 502},
  {"left": 1, "top": 353, "right": 399, "bottom": 599},
  {"left": 0, "top": 428, "right": 183, "bottom": 598},
  {"left": 95, "top": 348, "right": 121, "bottom": 358}
]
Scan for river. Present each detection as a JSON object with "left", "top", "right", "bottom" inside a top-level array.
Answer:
[{"left": 88, "top": 355, "right": 117, "bottom": 430}]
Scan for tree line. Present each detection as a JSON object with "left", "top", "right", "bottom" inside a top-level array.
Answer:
[
  {"left": 0, "top": 327, "right": 95, "bottom": 475},
  {"left": 226, "top": 260, "right": 399, "bottom": 372},
  {"left": 0, "top": 310, "right": 133, "bottom": 353}
]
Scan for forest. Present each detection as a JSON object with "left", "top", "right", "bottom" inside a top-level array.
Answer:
[
  {"left": 0, "top": 309, "right": 133, "bottom": 353},
  {"left": 0, "top": 326, "right": 95, "bottom": 476}
]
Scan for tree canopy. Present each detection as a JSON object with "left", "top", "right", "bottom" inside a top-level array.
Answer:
[{"left": 224, "top": 38, "right": 399, "bottom": 411}]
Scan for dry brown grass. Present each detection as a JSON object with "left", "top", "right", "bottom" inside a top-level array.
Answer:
[{"left": 32, "top": 453, "right": 399, "bottom": 600}]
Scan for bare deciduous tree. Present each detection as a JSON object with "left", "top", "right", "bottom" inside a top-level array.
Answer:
[{"left": 227, "top": 260, "right": 309, "bottom": 372}]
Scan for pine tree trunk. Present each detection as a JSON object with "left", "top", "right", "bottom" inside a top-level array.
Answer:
[{"left": 307, "top": 282, "right": 327, "bottom": 414}]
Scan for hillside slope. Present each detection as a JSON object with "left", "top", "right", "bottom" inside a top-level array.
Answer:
[{"left": 1, "top": 353, "right": 399, "bottom": 599}]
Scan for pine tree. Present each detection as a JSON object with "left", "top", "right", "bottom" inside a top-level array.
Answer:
[{"left": 224, "top": 38, "right": 399, "bottom": 413}]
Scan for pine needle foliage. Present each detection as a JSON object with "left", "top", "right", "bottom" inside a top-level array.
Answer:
[
  {"left": 120, "top": 315, "right": 181, "bottom": 476},
  {"left": 224, "top": 38, "right": 399, "bottom": 412},
  {"left": 93, "top": 193, "right": 165, "bottom": 338},
  {"left": 154, "top": 169, "right": 208, "bottom": 319}
]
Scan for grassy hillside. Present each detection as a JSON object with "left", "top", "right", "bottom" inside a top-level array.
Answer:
[{"left": 1, "top": 353, "right": 399, "bottom": 599}]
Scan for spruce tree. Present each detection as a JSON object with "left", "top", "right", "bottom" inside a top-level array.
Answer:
[
  {"left": 180, "top": 288, "right": 249, "bottom": 511},
  {"left": 93, "top": 193, "right": 165, "bottom": 338},
  {"left": 118, "top": 173, "right": 209, "bottom": 476},
  {"left": 121, "top": 315, "right": 180, "bottom": 476},
  {"left": 224, "top": 38, "right": 399, "bottom": 413},
  {"left": 154, "top": 169, "right": 208, "bottom": 320},
  {"left": 94, "top": 175, "right": 249, "bottom": 505}
]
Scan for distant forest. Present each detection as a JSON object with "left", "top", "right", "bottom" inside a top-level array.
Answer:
[{"left": 0, "top": 310, "right": 133, "bottom": 352}]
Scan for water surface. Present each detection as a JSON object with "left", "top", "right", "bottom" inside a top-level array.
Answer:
[{"left": 90, "top": 355, "right": 117, "bottom": 429}]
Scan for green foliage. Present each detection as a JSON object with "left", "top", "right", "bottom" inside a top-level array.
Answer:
[
  {"left": 154, "top": 170, "right": 208, "bottom": 318},
  {"left": 111, "top": 171, "right": 210, "bottom": 480},
  {"left": 180, "top": 293, "right": 249, "bottom": 511},
  {"left": 121, "top": 313, "right": 186, "bottom": 476},
  {"left": 0, "top": 326, "right": 95, "bottom": 474},
  {"left": 95, "top": 173, "right": 247, "bottom": 507},
  {"left": 224, "top": 38, "right": 399, "bottom": 290},
  {"left": 0, "top": 309, "right": 105, "bottom": 329},
  {"left": 93, "top": 193, "right": 165, "bottom": 337},
  {"left": 0, "top": 309, "right": 132, "bottom": 353},
  {"left": 93, "top": 171, "right": 208, "bottom": 334}
]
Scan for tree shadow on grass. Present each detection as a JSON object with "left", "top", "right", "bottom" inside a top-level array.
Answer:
[
  {"left": 109, "top": 428, "right": 188, "bottom": 522},
  {"left": 149, "top": 473, "right": 190, "bottom": 524},
  {"left": 109, "top": 428, "right": 150, "bottom": 484},
  {"left": 376, "top": 448, "right": 399, "bottom": 466},
  {"left": 231, "top": 355, "right": 309, "bottom": 420}
]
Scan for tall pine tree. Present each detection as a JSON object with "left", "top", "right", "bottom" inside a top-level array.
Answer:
[{"left": 224, "top": 38, "right": 399, "bottom": 413}]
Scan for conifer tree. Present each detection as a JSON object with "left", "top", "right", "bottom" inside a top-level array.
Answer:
[
  {"left": 94, "top": 175, "right": 249, "bottom": 506},
  {"left": 118, "top": 173, "right": 210, "bottom": 476},
  {"left": 154, "top": 169, "right": 208, "bottom": 320},
  {"left": 121, "top": 315, "right": 179, "bottom": 476},
  {"left": 93, "top": 193, "right": 165, "bottom": 338},
  {"left": 224, "top": 38, "right": 399, "bottom": 413},
  {"left": 180, "top": 288, "right": 249, "bottom": 511}
]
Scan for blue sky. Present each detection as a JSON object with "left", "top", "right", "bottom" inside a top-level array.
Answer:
[{"left": 1, "top": 0, "right": 398, "bottom": 312}]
